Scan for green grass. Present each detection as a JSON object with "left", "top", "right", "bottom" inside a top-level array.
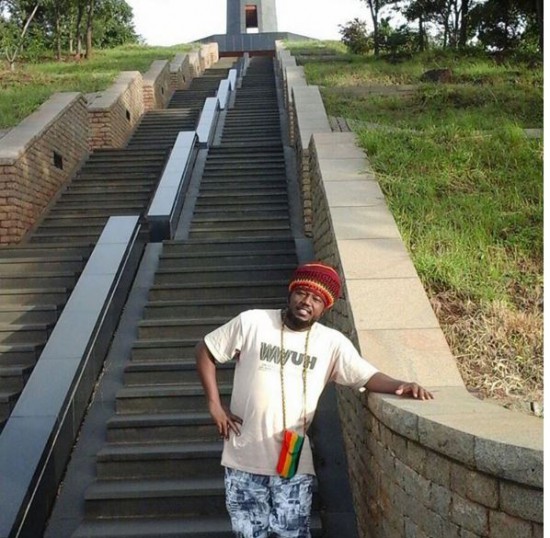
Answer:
[
  {"left": 0, "top": 43, "right": 193, "bottom": 128},
  {"left": 288, "top": 41, "right": 543, "bottom": 403}
]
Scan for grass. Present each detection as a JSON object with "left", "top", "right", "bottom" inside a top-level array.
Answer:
[
  {"left": 0, "top": 43, "right": 193, "bottom": 128},
  {"left": 287, "top": 41, "right": 543, "bottom": 411}
]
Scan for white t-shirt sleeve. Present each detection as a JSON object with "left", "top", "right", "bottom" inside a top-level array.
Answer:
[
  {"left": 329, "top": 331, "right": 379, "bottom": 389},
  {"left": 203, "top": 314, "right": 244, "bottom": 364}
]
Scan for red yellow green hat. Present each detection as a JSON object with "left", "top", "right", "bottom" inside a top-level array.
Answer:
[{"left": 288, "top": 262, "right": 342, "bottom": 309}]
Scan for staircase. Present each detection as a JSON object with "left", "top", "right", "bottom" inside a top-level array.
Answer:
[
  {"left": 0, "top": 61, "right": 234, "bottom": 430},
  {"left": 61, "top": 56, "right": 326, "bottom": 537}
]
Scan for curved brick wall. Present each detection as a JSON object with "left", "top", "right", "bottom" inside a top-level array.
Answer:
[{"left": 276, "top": 41, "right": 543, "bottom": 538}]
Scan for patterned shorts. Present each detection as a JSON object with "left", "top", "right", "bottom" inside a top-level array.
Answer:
[{"left": 224, "top": 467, "right": 314, "bottom": 538}]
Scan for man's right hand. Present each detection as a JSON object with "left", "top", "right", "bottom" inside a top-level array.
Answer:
[{"left": 209, "top": 401, "right": 243, "bottom": 439}]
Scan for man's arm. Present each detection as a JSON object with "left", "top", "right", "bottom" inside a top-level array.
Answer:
[
  {"left": 195, "top": 340, "right": 242, "bottom": 439},
  {"left": 365, "top": 372, "right": 434, "bottom": 400}
]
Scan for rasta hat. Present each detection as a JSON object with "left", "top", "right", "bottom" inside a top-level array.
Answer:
[{"left": 288, "top": 262, "right": 341, "bottom": 309}]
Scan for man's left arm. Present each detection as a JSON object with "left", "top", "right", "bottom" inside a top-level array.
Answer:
[{"left": 365, "top": 372, "right": 434, "bottom": 400}]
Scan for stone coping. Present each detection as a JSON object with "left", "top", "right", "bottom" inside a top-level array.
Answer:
[
  {"left": 278, "top": 39, "right": 544, "bottom": 498},
  {"left": 0, "top": 92, "right": 82, "bottom": 164},
  {"left": 143, "top": 59, "right": 169, "bottom": 83},
  {"left": 87, "top": 71, "right": 141, "bottom": 110},
  {"left": 0, "top": 216, "right": 142, "bottom": 538}
]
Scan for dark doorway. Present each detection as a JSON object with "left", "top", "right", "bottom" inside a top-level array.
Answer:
[{"left": 245, "top": 4, "right": 259, "bottom": 29}]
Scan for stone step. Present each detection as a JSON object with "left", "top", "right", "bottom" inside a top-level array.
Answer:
[
  {"left": 123, "top": 360, "right": 234, "bottom": 386},
  {"left": 72, "top": 514, "right": 323, "bottom": 538},
  {"left": 106, "top": 412, "right": 218, "bottom": 444},
  {"left": 157, "top": 250, "right": 295, "bottom": 269},
  {"left": 0, "top": 272, "right": 77, "bottom": 289},
  {"left": 143, "top": 298, "right": 285, "bottom": 319},
  {"left": 0, "top": 322, "right": 50, "bottom": 344},
  {"left": 131, "top": 339, "right": 199, "bottom": 362},
  {"left": 162, "top": 237, "right": 295, "bottom": 255},
  {"left": 84, "top": 478, "right": 226, "bottom": 519},
  {"left": 0, "top": 389, "right": 19, "bottom": 425},
  {"left": 29, "top": 230, "right": 104, "bottom": 244},
  {"left": 0, "top": 304, "right": 59, "bottom": 324},
  {"left": 0, "top": 245, "right": 92, "bottom": 258},
  {"left": 0, "top": 256, "right": 84, "bottom": 273},
  {"left": 115, "top": 384, "right": 232, "bottom": 414},
  {"left": 137, "top": 318, "right": 228, "bottom": 340},
  {"left": 96, "top": 441, "right": 223, "bottom": 480},
  {"left": 148, "top": 280, "right": 287, "bottom": 301},
  {"left": 0, "top": 364, "right": 33, "bottom": 391},
  {"left": 0, "top": 343, "right": 42, "bottom": 366},
  {"left": 0, "top": 287, "right": 69, "bottom": 305},
  {"left": 66, "top": 184, "right": 153, "bottom": 195},
  {"left": 153, "top": 263, "right": 294, "bottom": 285},
  {"left": 195, "top": 193, "right": 287, "bottom": 205},
  {"left": 188, "top": 227, "right": 291, "bottom": 240},
  {"left": 72, "top": 515, "right": 234, "bottom": 537}
]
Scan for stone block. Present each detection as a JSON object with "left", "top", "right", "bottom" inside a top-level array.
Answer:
[
  {"left": 500, "top": 482, "right": 543, "bottom": 523},
  {"left": 489, "top": 511, "right": 533, "bottom": 538},
  {"left": 324, "top": 180, "right": 385, "bottom": 207},
  {"left": 450, "top": 493, "right": 489, "bottom": 536},
  {"left": 450, "top": 462, "right": 499, "bottom": 509}
]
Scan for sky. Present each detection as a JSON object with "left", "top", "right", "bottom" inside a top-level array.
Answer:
[{"left": 125, "top": 0, "right": 371, "bottom": 46}]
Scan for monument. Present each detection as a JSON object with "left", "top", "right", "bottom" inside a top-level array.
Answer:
[
  {"left": 226, "top": 0, "right": 278, "bottom": 34},
  {"left": 197, "top": 0, "right": 311, "bottom": 54}
]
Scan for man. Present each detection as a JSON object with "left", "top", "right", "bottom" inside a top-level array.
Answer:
[{"left": 195, "top": 261, "right": 433, "bottom": 537}]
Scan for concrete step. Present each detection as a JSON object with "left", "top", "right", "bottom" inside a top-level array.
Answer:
[
  {"left": 137, "top": 318, "right": 228, "bottom": 340},
  {"left": 0, "top": 256, "right": 84, "bottom": 273},
  {"left": 0, "top": 389, "right": 19, "bottom": 425},
  {"left": 143, "top": 298, "right": 285, "bottom": 319},
  {"left": 123, "top": 360, "right": 234, "bottom": 386},
  {"left": 29, "top": 231, "right": 103, "bottom": 244},
  {"left": 96, "top": 441, "right": 223, "bottom": 480},
  {"left": 153, "top": 263, "right": 294, "bottom": 285},
  {"left": 162, "top": 237, "right": 295, "bottom": 255},
  {"left": 188, "top": 228, "right": 292, "bottom": 240},
  {"left": 0, "top": 271, "right": 77, "bottom": 289},
  {"left": 115, "top": 384, "right": 232, "bottom": 414},
  {"left": 0, "top": 287, "right": 69, "bottom": 305},
  {"left": 84, "top": 478, "right": 226, "bottom": 519},
  {"left": 72, "top": 515, "right": 234, "bottom": 537},
  {"left": 0, "top": 304, "right": 59, "bottom": 324},
  {"left": 195, "top": 192, "right": 288, "bottom": 205},
  {"left": 106, "top": 412, "right": 218, "bottom": 445},
  {"left": 0, "top": 322, "right": 50, "bottom": 344},
  {"left": 0, "top": 245, "right": 92, "bottom": 258},
  {"left": 0, "top": 343, "right": 42, "bottom": 366},
  {"left": 131, "top": 339, "right": 198, "bottom": 362},
  {"left": 157, "top": 250, "right": 296, "bottom": 269},
  {"left": 0, "top": 364, "right": 33, "bottom": 391},
  {"left": 148, "top": 280, "right": 287, "bottom": 301}
]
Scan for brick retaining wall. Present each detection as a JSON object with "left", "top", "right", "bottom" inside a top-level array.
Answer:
[
  {"left": 0, "top": 93, "right": 89, "bottom": 244},
  {"left": 0, "top": 44, "right": 220, "bottom": 244},
  {"left": 276, "top": 41, "right": 543, "bottom": 538}
]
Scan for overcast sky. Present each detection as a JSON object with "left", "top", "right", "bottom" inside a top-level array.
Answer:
[{"left": 125, "top": 0, "right": 371, "bottom": 46}]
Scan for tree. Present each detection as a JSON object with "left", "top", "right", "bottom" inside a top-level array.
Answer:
[
  {"left": 362, "top": 0, "right": 393, "bottom": 56},
  {"left": 339, "top": 17, "right": 372, "bottom": 54},
  {"left": 1, "top": 0, "right": 40, "bottom": 70}
]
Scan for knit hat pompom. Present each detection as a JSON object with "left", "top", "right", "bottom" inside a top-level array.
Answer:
[{"left": 288, "top": 262, "right": 341, "bottom": 309}]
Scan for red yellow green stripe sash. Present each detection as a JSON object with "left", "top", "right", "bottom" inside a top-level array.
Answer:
[{"left": 277, "top": 429, "right": 304, "bottom": 479}]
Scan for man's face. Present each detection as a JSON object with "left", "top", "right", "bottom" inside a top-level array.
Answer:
[{"left": 286, "top": 287, "right": 326, "bottom": 329}]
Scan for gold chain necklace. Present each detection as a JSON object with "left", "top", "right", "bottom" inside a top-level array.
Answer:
[{"left": 280, "top": 311, "right": 311, "bottom": 435}]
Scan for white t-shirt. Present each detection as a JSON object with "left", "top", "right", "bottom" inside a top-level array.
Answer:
[{"left": 204, "top": 309, "right": 378, "bottom": 476}]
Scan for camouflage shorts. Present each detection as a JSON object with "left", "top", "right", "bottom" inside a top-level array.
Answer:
[{"left": 224, "top": 467, "right": 314, "bottom": 538}]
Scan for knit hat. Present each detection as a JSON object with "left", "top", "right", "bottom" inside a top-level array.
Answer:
[{"left": 288, "top": 262, "right": 341, "bottom": 309}]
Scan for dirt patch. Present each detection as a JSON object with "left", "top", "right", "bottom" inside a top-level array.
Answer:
[{"left": 430, "top": 290, "right": 543, "bottom": 416}]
